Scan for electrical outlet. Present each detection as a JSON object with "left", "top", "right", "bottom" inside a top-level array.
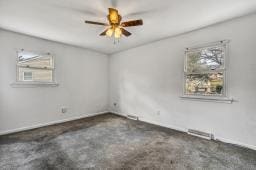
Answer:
[{"left": 61, "top": 107, "right": 68, "bottom": 114}]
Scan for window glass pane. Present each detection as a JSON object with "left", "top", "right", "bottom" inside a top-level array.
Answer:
[
  {"left": 23, "top": 72, "right": 33, "bottom": 81},
  {"left": 186, "top": 46, "right": 225, "bottom": 73},
  {"left": 185, "top": 73, "right": 224, "bottom": 96},
  {"left": 18, "top": 67, "right": 53, "bottom": 82},
  {"left": 18, "top": 51, "right": 53, "bottom": 69},
  {"left": 18, "top": 51, "right": 38, "bottom": 61}
]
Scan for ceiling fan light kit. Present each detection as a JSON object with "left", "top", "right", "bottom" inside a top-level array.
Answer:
[{"left": 85, "top": 8, "right": 143, "bottom": 43}]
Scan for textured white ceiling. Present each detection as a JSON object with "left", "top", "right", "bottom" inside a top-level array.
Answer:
[{"left": 0, "top": 0, "right": 256, "bottom": 54}]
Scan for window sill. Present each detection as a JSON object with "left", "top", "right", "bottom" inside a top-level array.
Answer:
[
  {"left": 180, "top": 95, "right": 233, "bottom": 104},
  {"left": 10, "top": 82, "right": 59, "bottom": 88}
]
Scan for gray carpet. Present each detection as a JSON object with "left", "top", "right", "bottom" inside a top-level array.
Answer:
[{"left": 0, "top": 113, "right": 256, "bottom": 169}]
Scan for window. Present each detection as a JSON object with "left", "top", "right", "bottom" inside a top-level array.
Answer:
[
  {"left": 183, "top": 41, "right": 230, "bottom": 101},
  {"left": 17, "top": 50, "right": 54, "bottom": 83}
]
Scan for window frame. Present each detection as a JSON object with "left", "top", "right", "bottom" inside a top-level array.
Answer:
[
  {"left": 181, "top": 40, "right": 232, "bottom": 103},
  {"left": 11, "top": 50, "right": 58, "bottom": 88}
]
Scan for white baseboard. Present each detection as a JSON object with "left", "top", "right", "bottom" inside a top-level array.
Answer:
[
  {"left": 110, "top": 111, "right": 126, "bottom": 117},
  {"left": 140, "top": 117, "right": 187, "bottom": 133},
  {"left": 2, "top": 110, "right": 256, "bottom": 151},
  {"left": 110, "top": 111, "right": 256, "bottom": 151},
  {"left": 110, "top": 111, "right": 187, "bottom": 132},
  {"left": 0, "top": 111, "right": 109, "bottom": 136},
  {"left": 215, "top": 136, "right": 256, "bottom": 151}
]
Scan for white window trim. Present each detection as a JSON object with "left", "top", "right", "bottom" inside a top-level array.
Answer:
[
  {"left": 181, "top": 40, "right": 233, "bottom": 103},
  {"left": 11, "top": 50, "right": 58, "bottom": 88},
  {"left": 10, "top": 81, "right": 59, "bottom": 88}
]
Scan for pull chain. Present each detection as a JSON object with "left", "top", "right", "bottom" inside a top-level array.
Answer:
[{"left": 113, "top": 38, "right": 120, "bottom": 44}]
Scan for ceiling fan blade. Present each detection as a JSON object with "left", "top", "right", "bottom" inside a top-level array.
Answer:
[
  {"left": 99, "top": 29, "right": 108, "bottom": 36},
  {"left": 121, "top": 28, "right": 132, "bottom": 37},
  {"left": 85, "top": 21, "right": 108, "bottom": 26},
  {"left": 121, "top": 19, "right": 143, "bottom": 27}
]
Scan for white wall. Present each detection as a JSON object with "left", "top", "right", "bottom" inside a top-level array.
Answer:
[
  {"left": 0, "top": 29, "right": 109, "bottom": 133},
  {"left": 109, "top": 14, "right": 256, "bottom": 149},
  {"left": 1, "top": 13, "right": 256, "bottom": 150}
]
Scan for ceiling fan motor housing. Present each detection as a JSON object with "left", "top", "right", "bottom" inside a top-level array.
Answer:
[{"left": 84, "top": 8, "right": 143, "bottom": 38}]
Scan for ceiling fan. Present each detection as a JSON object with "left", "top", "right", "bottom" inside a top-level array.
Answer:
[{"left": 85, "top": 8, "right": 143, "bottom": 39}]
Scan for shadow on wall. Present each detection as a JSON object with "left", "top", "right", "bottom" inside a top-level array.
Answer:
[{"left": 117, "top": 71, "right": 187, "bottom": 125}]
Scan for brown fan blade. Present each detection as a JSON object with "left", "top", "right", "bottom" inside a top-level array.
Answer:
[
  {"left": 85, "top": 21, "right": 108, "bottom": 26},
  {"left": 121, "top": 19, "right": 143, "bottom": 27},
  {"left": 121, "top": 28, "right": 132, "bottom": 37},
  {"left": 99, "top": 29, "right": 108, "bottom": 36}
]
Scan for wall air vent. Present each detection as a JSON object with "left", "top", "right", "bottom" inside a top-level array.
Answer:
[
  {"left": 127, "top": 114, "right": 139, "bottom": 120},
  {"left": 188, "top": 129, "right": 214, "bottom": 140}
]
